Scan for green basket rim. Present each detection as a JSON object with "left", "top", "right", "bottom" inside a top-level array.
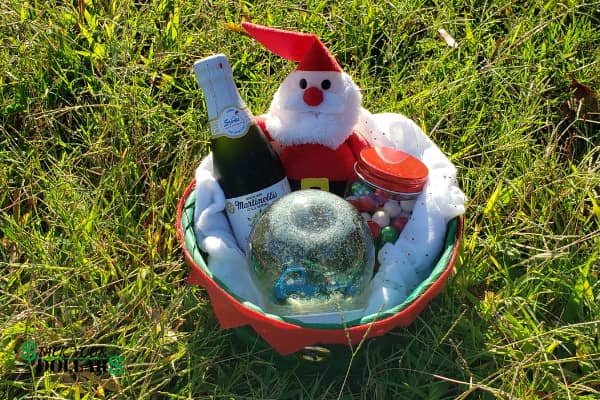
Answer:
[{"left": 181, "top": 188, "right": 460, "bottom": 329}]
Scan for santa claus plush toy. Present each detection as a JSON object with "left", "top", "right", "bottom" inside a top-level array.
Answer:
[{"left": 241, "top": 22, "right": 369, "bottom": 195}]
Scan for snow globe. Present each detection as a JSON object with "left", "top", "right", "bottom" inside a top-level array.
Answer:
[{"left": 248, "top": 189, "right": 375, "bottom": 317}]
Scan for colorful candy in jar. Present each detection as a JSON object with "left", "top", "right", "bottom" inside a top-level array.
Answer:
[
  {"left": 346, "top": 181, "right": 411, "bottom": 246},
  {"left": 344, "top": 147, "right": 429, "bottom": 249}
]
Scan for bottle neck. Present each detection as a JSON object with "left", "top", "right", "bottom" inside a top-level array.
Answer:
[
  {"left": 194, "top": 55, "right": 253, "bottom": 138},
  {"left": 198, "top": 75, "right": 246, "bottom": 121}
]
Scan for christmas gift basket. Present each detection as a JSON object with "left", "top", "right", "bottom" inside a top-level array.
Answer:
[
  {"left": 177, "top": 183, "right": 463, "bottom": 358},
  {"left": 176, "top": 23, "right": 466, "bottom": 360}
]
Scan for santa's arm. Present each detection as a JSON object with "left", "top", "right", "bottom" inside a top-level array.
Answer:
[
  {"left": 347, "top": 131, "right": 370, "bottom": 159},
  {"left": 255, "top": 116, "right": 273, "bottom": 141}
]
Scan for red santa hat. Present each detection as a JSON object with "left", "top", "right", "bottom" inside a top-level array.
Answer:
[{"left": 241, "top": 22, "right": 342, "bottom": 72}]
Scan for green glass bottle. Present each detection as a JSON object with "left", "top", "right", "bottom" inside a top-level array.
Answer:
[{"left": 193, "top": 54, "right": 291, "bottom": 251}]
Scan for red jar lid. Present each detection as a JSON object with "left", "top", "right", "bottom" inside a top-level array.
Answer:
[{"left": 356, "top": 147, "right": 429, "bottom": 194}]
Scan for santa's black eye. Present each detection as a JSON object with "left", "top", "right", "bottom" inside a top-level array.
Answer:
[
  {"left": 299, "top": 78, "right": 307, "bottom": 89},
  {"left": 321, "top": 79, "right": 331, "bottom": 90}
]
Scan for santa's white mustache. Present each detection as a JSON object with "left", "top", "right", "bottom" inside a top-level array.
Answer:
[{"left": 281, "top": 90, "right": 345, "bottom": 114}]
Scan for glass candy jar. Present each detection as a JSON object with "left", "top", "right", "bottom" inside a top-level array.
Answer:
[{"left": 345, "top": 147, "right": 429, "bottom": 248}]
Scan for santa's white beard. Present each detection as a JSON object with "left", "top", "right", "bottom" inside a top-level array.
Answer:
[{"left": 264, "top": 72, "right": 362, "bottom": 149}]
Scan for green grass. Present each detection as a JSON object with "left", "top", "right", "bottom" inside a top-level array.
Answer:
[{"left": 1, "top": 0, "right": 599, "bottom": 398}]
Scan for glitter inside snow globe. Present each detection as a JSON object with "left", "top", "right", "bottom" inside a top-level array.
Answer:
[{"left": 249, "top": 189, "right": 375, "bottom": 318}]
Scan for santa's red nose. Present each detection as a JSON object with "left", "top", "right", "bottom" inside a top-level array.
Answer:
[{"left": 303, "top": 87, "right": 323, "bottom": 106}]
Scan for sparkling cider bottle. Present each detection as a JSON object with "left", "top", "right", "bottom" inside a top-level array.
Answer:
[{"left": 193, "top": 54, "right": 291, "bottom": 251}]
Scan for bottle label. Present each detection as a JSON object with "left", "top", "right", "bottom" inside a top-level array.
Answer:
[
  {"left": 211, "top": 106, "right": 251, "bottom": 138},
  {"left": 225, "top": 178, "right": 291, "bottom": 252}
]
